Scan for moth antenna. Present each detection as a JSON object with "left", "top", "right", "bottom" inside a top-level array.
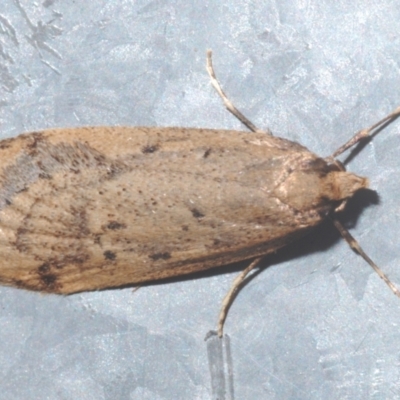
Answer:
[
  {"left": 217, "top": 257, "right": 263, "bottom": 337},
  {"left": 206, "top": 50, "right": 272, "bottom": 135},
  {"left": 327, "top": 105, "right": 400, "bottom": 162},
  {"left": 332, "top": 219, "right": 400, "bottom": 298}
]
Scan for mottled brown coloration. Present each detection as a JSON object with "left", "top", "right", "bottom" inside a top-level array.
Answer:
[{"left": 0, "top": 126, "right": 367, "bottom": 294}]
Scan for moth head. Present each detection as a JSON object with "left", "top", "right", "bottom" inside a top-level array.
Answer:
[
  {"left": 323, "top": 171, "right": 369, "bottom": 212},
  {"left": 324, "top": 171, "right": 369, "bottom": 201},
  {"left": 273, "top": 168, "right": 368, "bottom": 213}
]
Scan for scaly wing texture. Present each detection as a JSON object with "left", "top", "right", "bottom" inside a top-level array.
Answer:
[{"left": 0, "top": 127, "right": 328, "bottom": 293}]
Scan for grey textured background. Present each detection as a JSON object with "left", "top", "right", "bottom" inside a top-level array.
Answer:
[{"left": 0, "top": 1, "right": 400, "bottom": 399}]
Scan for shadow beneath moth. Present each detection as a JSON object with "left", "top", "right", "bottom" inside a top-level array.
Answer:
[{"left": 0, "top": 51, "right": 399, "bottom": 337}]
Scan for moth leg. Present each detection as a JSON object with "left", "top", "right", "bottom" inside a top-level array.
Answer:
[
  {"left": 328, "top": 105, "right": 400, "bottom": 160},
  {"left": 333, "top": 219, "right": 400, "bottom": 298},
  {"left": 206, "top": 50, "right": 272, "bottom": 135},
  {"left": 217, "top": 257, "right": 263, "bottom": 337}
]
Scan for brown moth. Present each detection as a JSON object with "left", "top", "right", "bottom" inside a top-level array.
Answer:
[
  {"left": 0, "top": 125, "right": 363, "bottom": 293},
  {"left": 0, "top": 51, "right": 398, "bottom": 336}
]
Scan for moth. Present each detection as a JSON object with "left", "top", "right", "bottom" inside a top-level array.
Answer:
[{"left": 0, "top": 51, "right": 398, "bottom": 336}]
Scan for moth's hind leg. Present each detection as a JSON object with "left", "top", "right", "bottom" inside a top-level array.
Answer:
[
  {"left": 217, "top": 257, "right": 263, "bottom": 337},
  {"left": 206, "top": 50, "right": 272, "bottom": 136}
]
